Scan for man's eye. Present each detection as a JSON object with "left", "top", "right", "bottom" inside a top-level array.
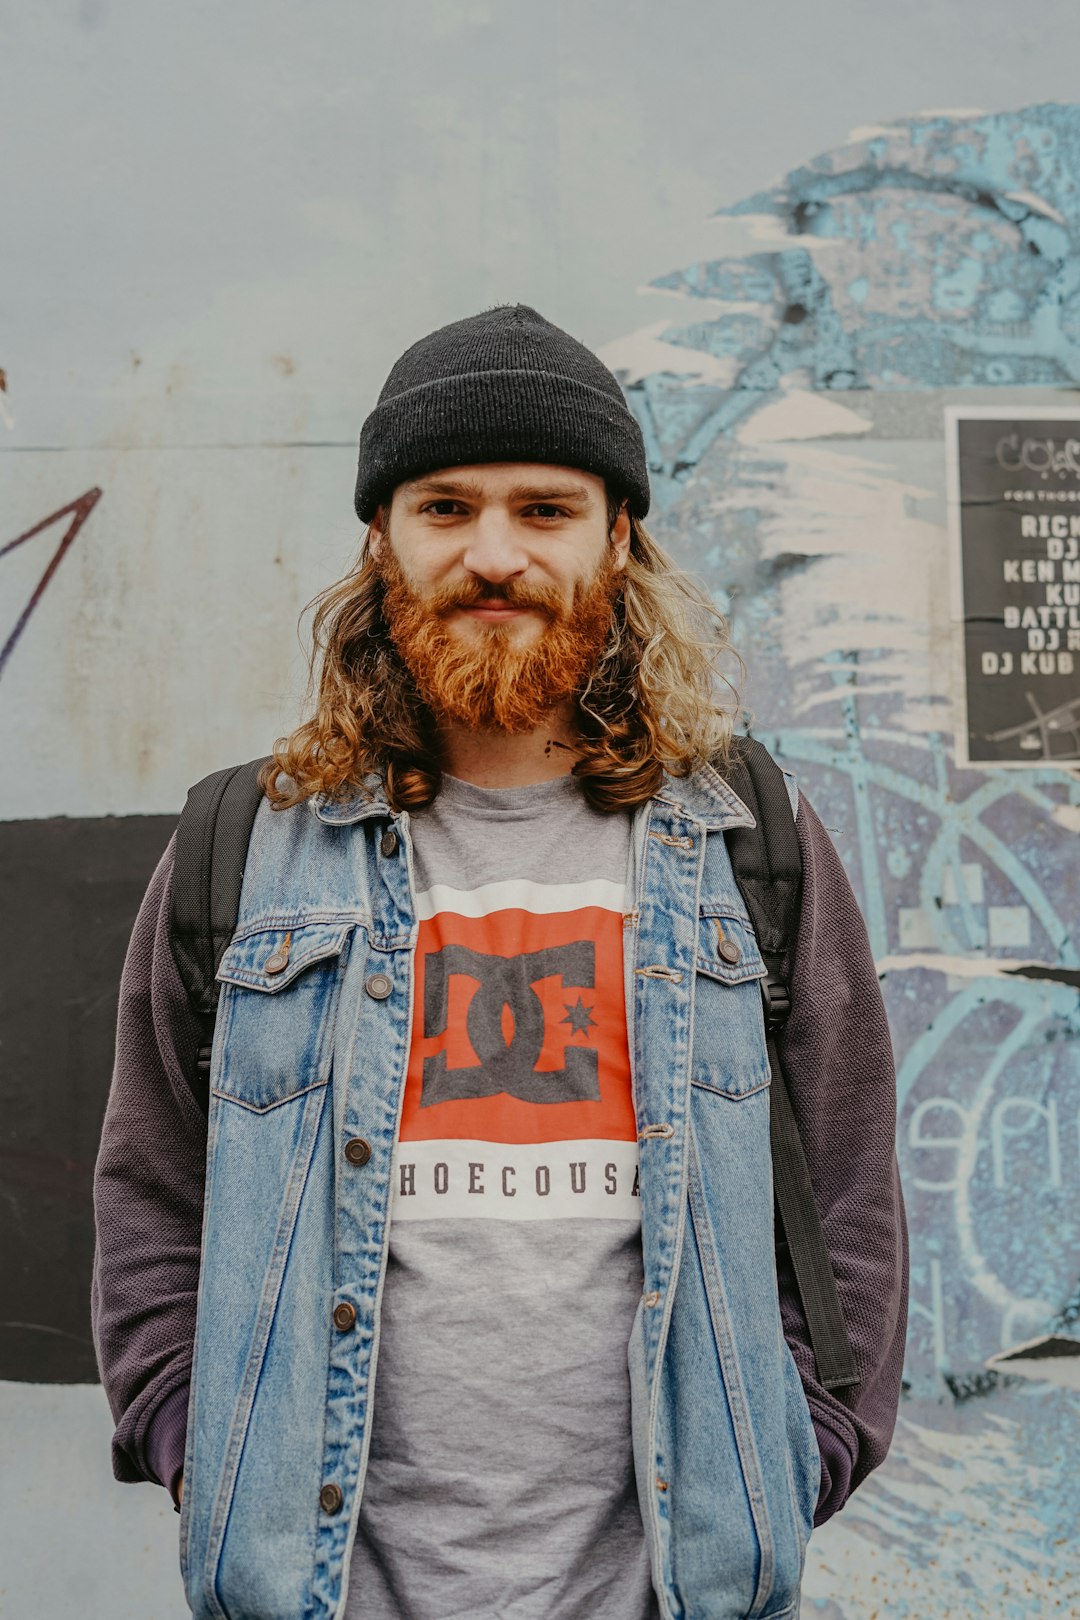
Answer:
[{"left": 422, "top": 501, "right": 567, "bottom": 519}]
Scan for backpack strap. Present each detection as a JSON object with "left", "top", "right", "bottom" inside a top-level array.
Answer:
[
  {"left": 169, "top": 756, "right": 272, "bottom": 1112},
  {"left": 723, "top": 737, "right": 859, "bottom": 1392}
]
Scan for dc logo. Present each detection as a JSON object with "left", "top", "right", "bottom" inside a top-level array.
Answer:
[{"left": 421, "top": 941, "right": 600, "bottom": 1107}]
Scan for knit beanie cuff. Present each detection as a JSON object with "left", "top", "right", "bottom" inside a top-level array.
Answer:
[{"left": 353, "top": 305, "right": 651, "bottom": 521}]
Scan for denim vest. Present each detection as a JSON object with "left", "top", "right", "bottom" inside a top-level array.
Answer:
[{"left": 179, "top": 761, "right": 820, "bottom": 1620}]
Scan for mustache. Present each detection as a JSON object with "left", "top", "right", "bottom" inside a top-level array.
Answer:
[{"left": 408, "top": 574, "right": 566, "bottom": 618}]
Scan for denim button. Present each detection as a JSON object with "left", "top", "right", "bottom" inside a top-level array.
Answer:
[
  {"left": 380, "top": 827, "right": 399, "bottom": 857},
  {"left": 319, "top": 1482, "right": 344, "bottom": 1514},
  {"left": 344, "top": 1137, "right": 372, "bottom": 1167},
  {"left": 365, "top": 972, "right": 393, "bottom": 1000},
  {"left": 718, "top": 938, "right": 741, "bottom": 965},
  {"left": 333, "top": 1301, "right": 357, "bottom": 1332},
  {"left": 264, "top": 930, "right": 292, "bottom": 975}
]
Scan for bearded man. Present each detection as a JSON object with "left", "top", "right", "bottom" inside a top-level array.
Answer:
[{"left": 92, "top": 304, "right": 907, "bottom": 1620}]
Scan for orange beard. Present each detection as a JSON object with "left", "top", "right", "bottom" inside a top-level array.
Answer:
[{"left": 376, "top": 543, "right": 621, "bottom": 733}]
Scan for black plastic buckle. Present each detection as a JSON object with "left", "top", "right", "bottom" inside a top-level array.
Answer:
[{"left": 761, "top": 975, "right": 791, "bottom": 1031}]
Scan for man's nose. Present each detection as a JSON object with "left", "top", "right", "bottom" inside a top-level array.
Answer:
[{"left": 460, "top": 513, "right": 530, "bottom": 586}]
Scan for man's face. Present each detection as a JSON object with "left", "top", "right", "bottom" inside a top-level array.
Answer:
[{"left": 367, "top": 463, "right": 632, "bottom": 732}]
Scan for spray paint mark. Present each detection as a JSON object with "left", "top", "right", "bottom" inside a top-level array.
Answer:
[
  {"left": 1004, "top": 962, "right": 1080, "bottom": 989},
  {"left": 943, "top": 1367, "right": 1020, "bottom": 1402},
  {"left": 986, "top": 1333, "right": 1080, "bottom": 1388},
  {"left": 0, "top": 488, "right": 102, "bottom": 681}
]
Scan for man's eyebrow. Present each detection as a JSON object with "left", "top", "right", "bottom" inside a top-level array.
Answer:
[{"left": 406, "top": 477, "right": 592, "bottom": 504}]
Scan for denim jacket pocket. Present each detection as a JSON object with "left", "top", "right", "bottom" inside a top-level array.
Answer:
[
  {"left": 690, "top": 909, "right": 771, "bottom": 1100},
  {"left": 212, "top": 919, "right": 354, "bottom": 1112}
]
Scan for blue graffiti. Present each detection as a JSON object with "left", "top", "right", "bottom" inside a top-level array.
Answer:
[
  {"left": 629, "top": 103, "right": 1080, "bottom": 519},
  {"left": 616, "top": 104, "right": 1080, "bottom": 1614}
]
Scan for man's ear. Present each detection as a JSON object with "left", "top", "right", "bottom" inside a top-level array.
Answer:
[
  {"left": 611, "top": 501, "right": 631, "bottom": 571},
  {"left": 367, "top": 503, "right": 386, "bottom": 558}
]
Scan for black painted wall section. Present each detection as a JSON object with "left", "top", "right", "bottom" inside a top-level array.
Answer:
[{"left": 0, "top": 814, "right": 177, "bottom": 1382}]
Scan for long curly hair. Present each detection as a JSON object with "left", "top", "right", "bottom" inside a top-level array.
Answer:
[{"left": 260, "top": 488, "right": 742, "bottom": 814}]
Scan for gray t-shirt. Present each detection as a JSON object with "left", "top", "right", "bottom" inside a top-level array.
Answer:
[{"left": 345, "top": 771, "right": 659, "bottom": 1619}]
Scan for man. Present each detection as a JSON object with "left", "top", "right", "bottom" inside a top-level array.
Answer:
[{"left": 93, "top": 303, "right": 907, "bottom": 1620}]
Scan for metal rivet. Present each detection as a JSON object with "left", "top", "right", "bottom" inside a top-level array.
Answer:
[
  {"left": 718, "top": 937, "right": 742, "bottom": 965},
  {"left": 319, "top": 1482, "right": 344, "bottom": 1514},
  {"left": 643, "top": 1290, "right": 661, "bottom": 1308},
  {"left": 344, "top": 1137, "right": 372, "bottom": 1167},
  {"left": 656, "top": 1477, "right": 669, "bottom": 1493},
  {"left": 380, "top": 827, "right": 399, "bottom": 858},
  {"left": 365, "top": 971, "right": 393, "bottom": 1000},
  {"left": 333, "top": 1301, "right": 357, "bottom": 1332}
]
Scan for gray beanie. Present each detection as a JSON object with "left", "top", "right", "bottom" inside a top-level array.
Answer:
[{"left": 353, "top": 302, "right": 650, "bottom": 522}]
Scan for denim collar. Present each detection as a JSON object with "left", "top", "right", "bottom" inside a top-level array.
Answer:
[
  {"left": 308, "top": 773, "right": 392, "bottom": 826},
  {"left": 653, "top": 758, "right": 756, "bottom": 832},
  {"left": 309, "top": 758, "right": 755, "bottom": 833}
]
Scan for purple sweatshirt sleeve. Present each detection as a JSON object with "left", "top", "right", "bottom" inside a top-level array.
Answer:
[
  {"left": 778, "top": 791, "right": 909, "bottom": 1526},
  {"left": 91, "top": 832, "right": 203, "bottom": 1505}
]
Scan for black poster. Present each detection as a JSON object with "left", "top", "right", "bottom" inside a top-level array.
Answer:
[{"left": 949, "top": 409, "right": 1080, "bottom": 766}]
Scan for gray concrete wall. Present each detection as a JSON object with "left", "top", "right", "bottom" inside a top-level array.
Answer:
[{"left": 4, "top": 4, "right": 1080, "bottom": 1614}]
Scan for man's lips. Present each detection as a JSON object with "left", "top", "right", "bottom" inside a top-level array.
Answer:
[{"left": 456, "top": 602, "right": 534, "bottom": 621}]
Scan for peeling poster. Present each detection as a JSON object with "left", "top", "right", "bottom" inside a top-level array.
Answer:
[{"left": 948, "top": 406, "right": 1080, "bottom": 766}]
